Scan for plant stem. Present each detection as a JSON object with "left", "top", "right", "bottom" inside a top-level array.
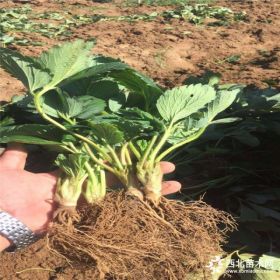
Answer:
[
  {"left": 84, "top": 143, "right": 115, "bottom": 174},
  {"left": 149, "top": 123, "right": 173, "bottom": 163},
  {"left": 106, "top": 144, "right": 124, "bottom": 171},
  {"left": 128, "top": 142, "right": 141, "bottom": 160},
  {"left": 138, "top": 135, "right": 158, "bottom": 169},
  {"left": 84, "top": 162, "right": 100, "bottom": 200},
  {"left": 60, "top": 144, "right": 77, "bottom": 153},
  {"left": 68, "top": 142, "right": 79, "bottom": 153},
  {"left": 58, "top": 112, "right": 76, "bottom": 125},
  {"left": 100, "top": 169, "right": 106, "bottom": 198},
  {"left": 85, "top": 161, "right": 94, "bottom": 177},
  {"left": 120, "top": 143, "right": 128, "bottom": 165},
  {"left": 125, "top": 147, "right": 132, "bottom": 165},
  {"left": 34, "top": 94, "right": 67, "bottom": 131},
  {"left": 156, "top": 127, "right": 206, "bottom": 162}
]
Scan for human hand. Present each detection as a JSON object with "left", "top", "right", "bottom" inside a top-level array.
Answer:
[
  {"left": 157, "top": 161, "right": 181, "bottom": 195},
  {"left": 0, "top": 144, "right": 181, "bottom": 251},
  {"left": 0, "top": 144, "right": 58, "bottom": 234},
  {"left": 0, "top": 144, "right": 58, "bottom": 251}
]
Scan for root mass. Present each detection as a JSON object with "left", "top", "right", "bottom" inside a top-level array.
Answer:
[{"left": 49, "top": 192, "right": 235, "bottom": 280}]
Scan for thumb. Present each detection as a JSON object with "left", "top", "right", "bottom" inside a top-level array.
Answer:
[{"left": 0, "top": 143, "right": 28, "bottom": 170}]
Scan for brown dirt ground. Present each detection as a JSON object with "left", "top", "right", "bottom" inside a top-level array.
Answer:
[
  {"left": 0, "top": 0, "right": 279, "bottom": 279},
  {"left": 0, "top": 0, "right": 279, "bottom": 102}
]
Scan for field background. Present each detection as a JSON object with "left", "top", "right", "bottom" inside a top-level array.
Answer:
[{"left": 0, "top": 0, "right": 279, "bottom": 100}]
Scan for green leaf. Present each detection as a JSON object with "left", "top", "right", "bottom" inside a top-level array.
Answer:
[
  {"left": 87, "top": 79, "right": 126, "bottom": 112},
  {"left": 157, "top": 84, "right": 216, "bottom": 123},
  {"left": 90, "top": 123, "right": 124, "bottom": 145},
  {"left": 115, "top": 108, "right": 164, "bottom": 140},
  {"left": 248, "top": 203, "right": 280, "bottom": 221},
  {"left": 0, "top": 123, "right": 59, "bottom": 136},
  {"left": 61, "top": 76, "right": 96, "bottom": 96},
  {"left": 87, "top": 79, "right": 124, "bottom": 98},
  {"left": 41, "top": 90, "right": 69, "bottom": 118},
  {"left": 135, "top": 139, "right": 149, "bottom": 153},
  {"left": 237, "top": 252, "right": 257, "bottom": 261},
  {"left": 239, "top": 270, "right": 280, "bottom": 280},
  {"left": 67, "top": 55, "right": 129, "bottom": 81},
  {"left": 0, "top": 123, "right": 69, "bottom": 148},
  {"left": 0, "top": 48, "right": 50, "bottom": 92},
  {"left": 231, "top": 87, "right": 280, "bottom": 114},
  {"left": 68, "top": 56, "right": 163, "bottom": 111},
  {"left": 247, "top": 192, "right": 278, "bottom": 204},
  {"left": 64, "top": 95, "right": 84, "bottom": 118},
  {"left": 120, "top": 108, "right": 164, "bottom": 131},
  {"left": 253, "top": 272, "right": 280, "bottom": 280},
  {"left": 55, "top": 153, "right": 89, "bottom": 177},
  {"left": 0, "top": 124, "right": 63, "bottom": 142},
  {"left": 211, "top": 117, "right": 242, "bottom": 124},
  {"left": 0, "top": 135, "right": 61, "bottom": 145},
  {"left": 63, "top": 79, "right": 126, "bottom": 112},
  {"left": 184, "top": 71, "right": 221, "bottom": 86},
  {"left": 37, "top": 40, "right": 93, "bottom": 87},
  {"left": 75, "top": 96, "right": 106, "bottom": 119},
  {"left": 40, "top": 91, "right": 105, "bottom": 119},
  {"left": 209, "top": 252, "right": 235, "bottom": 280},
  {"left": 10, "top": 94, "right": 36, "bottom": 114},
  {"left": 108, "top": 98, "right": 123, "bottom": 112},
  {"left": 168, "top": 89, "right": 238, "bottom": 144},
  {"left": 168, "top": 117, "right": 203, "bottom": 144},
  {"left": 88, "top": 108, "right": 164, "bottom": 141},
  {"left": 109, "top": 68, "right": 163, "bottom": 111},
  {"left": 200, "top": 89, "right": 240, "bottom": 123},
  {"left": 0, "top": 116, "right": 14, "bottom": 127},
  {"left": 239, "top": 203, "right": 259, "bottom": 222},
  {"left": 230, "top": 131, "right": 260, "bottom": 147},
  {"left": 259, "top": 254, "right": 280, "bottom": 271},
  {"left": 187, "top": 88, "right": 240, "bottom": 132}
]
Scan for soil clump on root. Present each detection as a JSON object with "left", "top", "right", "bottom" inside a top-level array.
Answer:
[{"left": 48, "top": 191, "right": 236, "bottom": 280}]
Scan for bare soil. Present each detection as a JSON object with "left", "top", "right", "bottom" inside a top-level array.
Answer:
[
  {"left": 0, "top": 0, "right": 279, "bottom": 102},
  {"left": 0, "top": 0, "right": 279, "bottom": 279}
]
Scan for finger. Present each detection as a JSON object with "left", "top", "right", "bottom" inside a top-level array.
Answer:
[
  {"left": 0, "top": 143, "right": 28, "bottom": 170},
  {"left": 160, "top": 161, "right": 175, "bottom": 174},
  {"left": 161, "top": 181, "right": 181, "bottom": 195}
]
